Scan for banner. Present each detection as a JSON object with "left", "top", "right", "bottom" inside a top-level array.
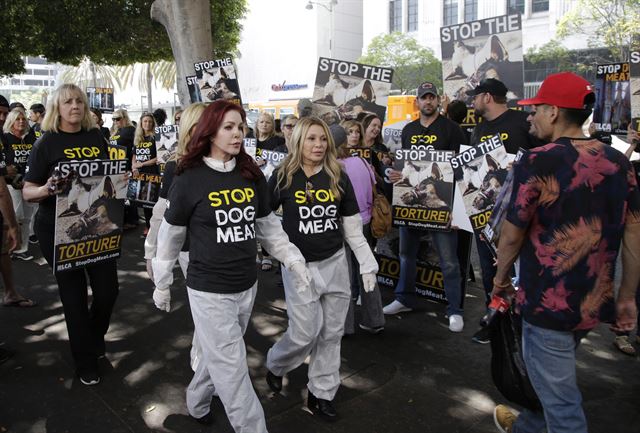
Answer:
[
  {"left": 192, "top": 58, "right": 242, "bottom": 105},
  {"left": 54, "top": 159, "right": 127, "bottom": 272},
  {"left": 375, "top": 227, "right": 472, "bottom": 306},
  {"left": 154, "top": 124, "right": 179, "bottom": 173},
  {"left": 244, "top": 138, "right": 286, "bottom": 180},
  {"left": 311, "top": 57, "right": 393, "bottom": 123},
  {"left": 127, "top": 172, "right": 162, "bottom": 209},
  {"left": 186, "top": 75, "right": 202, "bottom": 104},
  {"left": 482, "top": 148, "right": 525, "bottom": 257},
  {"left": 392, "top": 148, "right": 455, "bottom": 231},
  {"left": 451, "top": 136, "right": 512, "bottom": 233},
  {"left": 86, "top": 87, "right": 115, "bottom": 113},
  {"left": 593, "top": 62, "right": 632, "bottom": 135},
  {"left": 108, "top": 143, "right": 127, "bottom": 162},
  {"left": 629, "top": 38, "right": 639, "bottom": 132},
  {"left": 441, "top": 14, "right": 524, "bottom": 128}
]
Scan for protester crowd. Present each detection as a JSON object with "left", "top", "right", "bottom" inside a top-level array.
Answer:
[{"left": 0, "top": 70, "right": 639, "bottom": 433}]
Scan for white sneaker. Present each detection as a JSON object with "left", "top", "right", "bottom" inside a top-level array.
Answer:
[
  {"left": 383, "top": 300, "right": 412, "bottom": 315},
  {"left": 449, "top": 314, "right": 464, "bottom": 332}
]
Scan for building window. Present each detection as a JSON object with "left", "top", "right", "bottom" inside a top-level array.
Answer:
[
  {"left": 532, "top": 0, "right": 549, "bottom": 13},
  {"left": 389, "top": 0, "right": 402, "bottom": 32},
  {"left": 407, "top": 0, "right": 418, "bottom": 32},
  {"left": 443, "top": 0, "right": 458, "bottom": 26},
  {"left": 507, "top": 0, "right": 525, "bottom": 14},
  {"left": 464, "top": 0, "right": 477, "bottom": 22}
]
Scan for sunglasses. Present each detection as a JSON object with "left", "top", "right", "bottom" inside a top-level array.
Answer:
[
  {"left": 305, "top": 181, "right": 314, "bottom": 204},
  {"left": 283, "top": 124, "right": 295, "bottom": 129},
  {"left": 112, "top": 117, "right": 122, "bottom": 121}
]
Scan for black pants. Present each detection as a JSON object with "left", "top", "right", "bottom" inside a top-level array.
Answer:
[{"left": 35, "top": 213, "right": 119, "bottom": 374}]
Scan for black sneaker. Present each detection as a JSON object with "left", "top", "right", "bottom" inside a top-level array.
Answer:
[
  {"left": 471, "top": 327, "right": 491, "bottom": 344},
  {"left": 359, "top": 324, "right": 384, "bottom": 334},
  {"left": 28, "top": 235, "right": 38, "bottom": 244},
  {"left": 79, "top": 370, "right": 101, "bottom": 386},
  {"left": 0, "top": 347, "right": 14, "bottom": 364},
  {"left": 12, "top": 252, "right": 34, "bottom": 261}
]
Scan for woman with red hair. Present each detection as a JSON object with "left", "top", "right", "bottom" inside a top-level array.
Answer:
[{"left": 151, "top": 100, "right": 310, "bottom": 432}]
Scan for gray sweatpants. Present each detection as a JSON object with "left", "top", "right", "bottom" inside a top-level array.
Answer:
[
  {"left": 186, "top": 284, "right": 268, "bottom": 433},
  {"left": 267, "top": 247, "right": 351, "bottom": 401}
]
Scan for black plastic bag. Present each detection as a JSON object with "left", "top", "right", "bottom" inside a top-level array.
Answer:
[{"left": 490, "top": 307, "right": 542, "bottom": 411}]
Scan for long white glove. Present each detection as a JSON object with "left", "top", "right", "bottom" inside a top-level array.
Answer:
[
  {"left": 256, "top": 212, "right": 307, "bottom": 270},
  {"left": 290, "top": 261, "right": 312, "bottom": 294},
  {"left": 362, "top": 273, "right": 377, "bottom": 293},
  {"left": 144, "top": 198, "right": 168, "bottom": 260},
  {"left": 153, "top": 287, "right": 171, "bottom": 312},
  {"left": 342, "top": 214, "right": 379, "bottom": 274}
]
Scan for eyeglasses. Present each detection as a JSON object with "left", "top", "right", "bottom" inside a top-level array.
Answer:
[
  {"left": 283, "top": 124, "right": 295, "bottom": 129},
  {"left": 112, "top": 117, "right": 122, "bottom": 121},
  {"left": 305, "top": 181, "right": 314, "bottom": 204}
]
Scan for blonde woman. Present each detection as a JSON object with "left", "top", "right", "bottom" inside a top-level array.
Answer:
[
  {"left": 2, "top": 109, "right": 37, "bottom": 260},
  {"left": 341, "top": 119, "right": 365, "bottom": 149},
  {"left": 265, "top": 117, "right": 378, "bottom": 420},
  {"left": 132, "top": 112, "right": 158, "bottom": 233},
  {"left": 145, "top": 103, "right": 206, "bottom": 279},
  {"left": 256, "top": 111, "right": 284, "bottom": 151},
  {"left": 23, "top": 84, "right": 116, "bottom": 385},
  {"left": 274, "top": 114, "right": 298, "bottom": 153},
  {"left": 110, "top": 108, "right": 137, "bottom": 228}
]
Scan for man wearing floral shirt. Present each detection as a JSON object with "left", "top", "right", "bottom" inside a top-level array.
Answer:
[{"left": 491, "top": 72, "right": 640, "bottom": 433}]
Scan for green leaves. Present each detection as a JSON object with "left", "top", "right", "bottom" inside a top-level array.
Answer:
[
  {"left": 0, "top": 0, "right": 246, "bottom": 76},
  {"left": 358, "top": 32, "right": 441, "bottom": 94}
]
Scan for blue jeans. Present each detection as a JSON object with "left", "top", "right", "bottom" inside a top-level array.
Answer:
[
  {"left": 513, "top": 320, "right": 588, "bottom": 433},
  {"left": 475, "top": 232, "right": 496, "bottom": 304},
  {"left": 394, "top": 227, "right": 463, "bottom": 316}
]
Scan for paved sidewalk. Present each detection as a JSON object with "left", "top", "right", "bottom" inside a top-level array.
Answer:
[{"left": 1, "top": 227, "right": 639, "bottom": 433}]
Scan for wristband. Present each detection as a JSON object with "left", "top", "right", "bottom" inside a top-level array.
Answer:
[{"left": 492, "top": 277, "right": 512, "bottom": 289}]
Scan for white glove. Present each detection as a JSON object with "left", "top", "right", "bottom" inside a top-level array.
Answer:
[
  {"left": 290, "top": 261, "right": 312, "bottom": 294},
  {"left": 153, "top": 287, "right": 171, "bottom": 312},
  {"left": 146, "top": 259, "right": 154, "bottom": 281},
  {"left": 362, "top": 273, "right": 377, "bottom": 293}
]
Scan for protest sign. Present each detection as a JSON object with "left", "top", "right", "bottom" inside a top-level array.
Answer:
[
  {"left": 54, "top": 159, "right": 127, "bottom": 272},
  {"left": 192, "top": 58, "right": 242, "bottom": 105},
  {"left": 311, "top": 57, "right": 393, "bottom": 123},
  {"left": 154, "top": 124, "right": 179, "bottom": 173},
  {"left": 629, "top": 38, "right": 639, "bottom": 132},
  {"left": 593, "top": 62, "right": 632, "bottom": 135},
  {"left": 87, "top": 87, "right": 115, "bottom": 113},
  {"left": 392, "top": 148, "right": 455, "bottom": 231},
  {"left": 127, "top": 172, "right": 162, "bottom": 209}
]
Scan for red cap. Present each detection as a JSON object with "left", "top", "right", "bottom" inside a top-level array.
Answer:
[{"left": 518, "top": 72, "right": 594, "bottom": 109}]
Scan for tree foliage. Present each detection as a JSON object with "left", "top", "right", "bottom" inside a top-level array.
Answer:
[
  {"left": 359, "top": 32, "right": 442, "bottom": 94},
  {"left": 556, "top": 0, "right": 640, "bottom": 61},
  {"left": 0, "top": 0, "right": 246, "bottom": 76}
]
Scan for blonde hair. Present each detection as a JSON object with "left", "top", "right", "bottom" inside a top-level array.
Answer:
[
  {"left": 134, "top": 113, "right": 156, "bottom": 147},
  {"left": 110, "top": 108, "right": 133, "bottom": 135},
  {"left": 173, "top": 102, "right": 206, "bottom": 161},
  {"left": 41, "top": 84, "right": 95, "bottom": 133},
  {"left": 340, "top": 119, "right": 365, "bottom": 147},
  {"left": 276, "top": 116, "right": 344, "bottom": 200},
  {"left": 3, "top": 109, "right": 28, "bottom": 135},
  {"left": 257, "top": 111, "right": 275, "bottom": 141}
]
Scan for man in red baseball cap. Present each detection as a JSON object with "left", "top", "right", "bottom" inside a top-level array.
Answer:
[{"left": 491, "top": 72, "right": 640, "bottom": 433}]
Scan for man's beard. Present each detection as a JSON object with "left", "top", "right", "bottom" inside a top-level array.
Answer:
[{"left": 420, "top": 105, "right": 437, "bottom": 117}]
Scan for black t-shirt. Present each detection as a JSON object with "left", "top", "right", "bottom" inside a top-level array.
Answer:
[
  {"left": 470, "top": 109, "right": 543, "bottom": 154},
  {"left": 110, "top": 126, "right": 135, "bottom": 170},
  {"left": 24, "top": 128, "right": 108, "bottom": 220},
  {"left": 3, "top": 131, "right": 37, "bottom": 175},
  {"left": 159, "top": 160, "right": 176, "bottom": 199},
  {"left": 257, "top": 135, "right": 285, "bottom": 151},
  {"left": 401, "top": 115, "right": 467, "bottom": 152},
  {"left": 164, "top": 164, "right": 270, "bottom": 293},
  {"left": 31, "top": 123, "right": 43, "bottom": 139},
  {"left": 134, "top": 135, "right": 159, "bottom": 174},
  {"left": 269, "top": 168, "right": 359, "bottom": 262}
]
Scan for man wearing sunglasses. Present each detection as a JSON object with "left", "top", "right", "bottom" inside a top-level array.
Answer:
[
  {"left": 491, "top": 72, "right": 640, "bottom": 433},
  {"left": 465, "top": 78, "right": 543, "bottom": 344}
]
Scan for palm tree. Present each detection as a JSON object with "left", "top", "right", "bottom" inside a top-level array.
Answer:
[
  {"left": 117, "top": 61, "right": 177, "bottom": 112},
  {"left": 59, "top": 58, "right": 122, "bottom": 90}
]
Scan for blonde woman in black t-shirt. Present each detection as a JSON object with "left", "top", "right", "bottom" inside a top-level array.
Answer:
[
  {"left": 265, "top": 116, "right": 378, "bottom": 421},
  {"left": 151, "top": 100, "right": 310, "bottom": 431},
  {"left": 23, "top": 84, "right": 118, "bottom": 386},
  {"left": 132, "top": 112, "right": 159, "bottom": 233}
]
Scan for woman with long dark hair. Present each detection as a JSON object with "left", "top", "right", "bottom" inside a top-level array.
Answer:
[
  {"left": 265, "top": 117, "right": 378, "bottom": 421},
  {"left": 151, "top": 100, "right": 310, "bottom": 431},
  {"left": 23, "top": 84, "right": 117, "bottom": 386}
]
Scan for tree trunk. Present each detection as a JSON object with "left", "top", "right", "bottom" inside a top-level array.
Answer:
[
  {"left": 146, "top": 64, "right": 153, "bottom": 112},
  {"left": 150, "top": 0, "right": 213, "bottom": 107}
]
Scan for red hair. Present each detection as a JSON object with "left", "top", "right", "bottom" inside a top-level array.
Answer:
[{"left": 177, "top": 100, "right": 262, "bottom": 181}]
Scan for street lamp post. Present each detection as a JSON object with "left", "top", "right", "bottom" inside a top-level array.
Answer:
[{"left": 305, "top": 0, "right": 338, "bottom": 58}]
